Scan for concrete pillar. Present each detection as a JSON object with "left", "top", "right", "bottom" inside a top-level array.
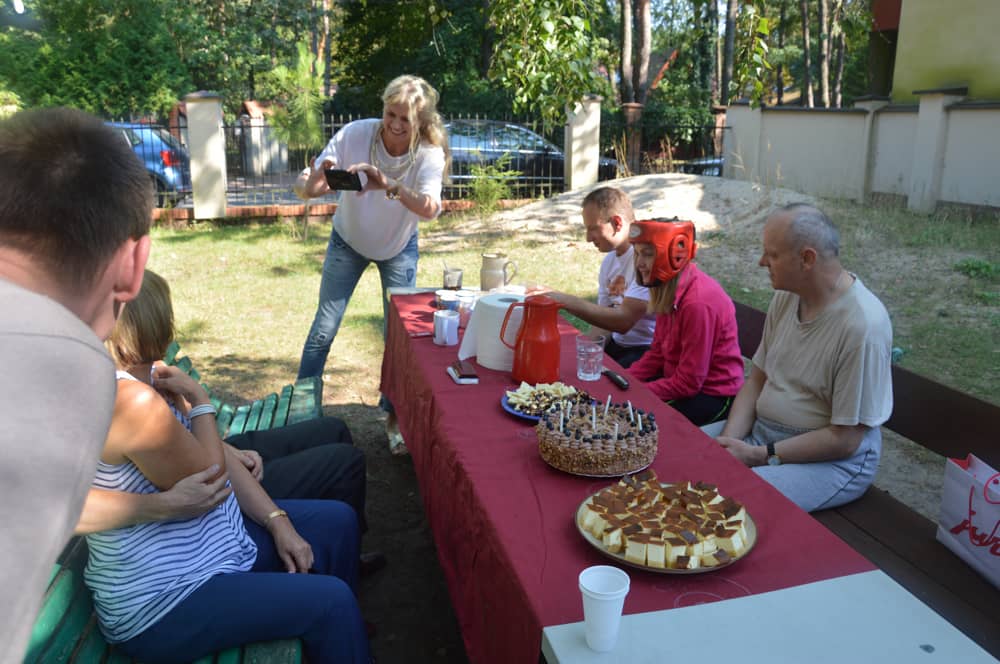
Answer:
[
  {"left": 722, "top": 102, "right": 762, "bottom": 182},
  {"left": 184, "top": 91, "right": 228, "bottom": 221},
  {"left": 907, "top": 87, "right": 967, "bottom": 213},
  {"left": 852, "top": 96, "right": 891, "bottom": 203},
  {"left": 564, "top": 95, "right": 602, "bottom": 191}
]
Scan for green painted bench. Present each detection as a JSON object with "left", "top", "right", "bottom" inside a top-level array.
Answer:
[{"left": 26, "top": 343, "right": 324, "bottom": 663}]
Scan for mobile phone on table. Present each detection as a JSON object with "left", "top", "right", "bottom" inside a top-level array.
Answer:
[{"left": 324, "top": 168, "right": 363, "bottom": 191}]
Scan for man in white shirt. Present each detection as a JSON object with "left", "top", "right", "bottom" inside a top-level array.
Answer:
[
  {"left": 716, "top": 203, "right": 893, "bottom": 512},
  {"left": 537, "top": 186, "right": 655, "bottom": 368},
  {"left": 0, "top": 107, "right": 152, "bottom": 661}
]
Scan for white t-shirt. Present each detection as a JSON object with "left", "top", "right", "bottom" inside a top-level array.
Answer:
[
  {"left": 313, "top": 118, "right": 445, "bottom": 261},
  {"left": 597, "top": 245, "right": 656, "bottom": 347},
  {"left": 752, "top": 276, "right": 894, "bottom": 431},
  {"left": 0, "top": 278, "right": 116, "bottom": 662}
]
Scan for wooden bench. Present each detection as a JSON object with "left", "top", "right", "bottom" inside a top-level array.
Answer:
[
  {"left": 732, "top": 300, "right": 1000, "bottom": 659},
  {"left": 25, "top": 345, "right": 324, "bottom": 663}
]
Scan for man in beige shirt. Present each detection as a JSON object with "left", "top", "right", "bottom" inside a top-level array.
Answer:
[{"left": 716, "top": 203, "right": 893, "bottom": 512}]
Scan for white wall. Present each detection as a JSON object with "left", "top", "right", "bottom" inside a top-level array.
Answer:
[
  {"left": 757, "top": 110, "right": 867, "bottom": 199},
  {"left": 940, "top": 107, "right": 1000, "bottom": 208},
  {"left": 870, "top": 110, "right": 917, "bottom": 197},
  {"left": 724, "top": 101, "right": 1000, "bottom": 211}
]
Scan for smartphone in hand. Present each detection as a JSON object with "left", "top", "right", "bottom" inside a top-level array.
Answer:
[{"left": 324, "top": 168, "right": 363, "bottom": 191}]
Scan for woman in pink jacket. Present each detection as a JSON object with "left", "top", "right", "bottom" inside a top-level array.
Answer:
[{"left": 626, "top": 219, "right": 744, "bottom": 426}]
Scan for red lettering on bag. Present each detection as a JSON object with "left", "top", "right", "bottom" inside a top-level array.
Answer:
[{"left": 948, "top": 486, "right": 1000, "bottom": 556}]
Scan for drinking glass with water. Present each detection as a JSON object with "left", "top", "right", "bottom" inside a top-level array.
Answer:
[{"left": 576, "top": 334, "right": 605, "bottom": 381}]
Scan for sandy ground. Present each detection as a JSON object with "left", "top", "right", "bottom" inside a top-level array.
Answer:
[{"left": 353, "top": 174, "right": 944, "bottom": 663}]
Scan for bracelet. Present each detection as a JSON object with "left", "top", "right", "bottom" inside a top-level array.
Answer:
[
  {"left": 385, "top": 178, "right": 402, "bottom": 200},
  {"left": 264, "top": 508, "right": 288, "bottom": 528},
  {"left": 188, "top": 403, "right": 217, "bottom": 419}
]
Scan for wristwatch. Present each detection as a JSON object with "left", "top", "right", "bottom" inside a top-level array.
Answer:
[{"left": 766, "top": 442, "right": 782, "bottom": 466}]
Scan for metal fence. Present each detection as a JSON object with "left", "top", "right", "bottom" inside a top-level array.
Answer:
[{"left": 122, "top": 113, "right": 727, "bottom": 209}]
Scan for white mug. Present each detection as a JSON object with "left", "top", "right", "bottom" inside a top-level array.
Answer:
[{"left": 433, "top": 309, "right": 460, "bottom": 346}]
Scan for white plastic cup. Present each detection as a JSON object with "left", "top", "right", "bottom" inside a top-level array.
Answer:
[
  {"left": 578, "top": 565, "right": 630, "bottom": 652},
  {"left": 433, "top": 309, "right": 460, "bottom": 346}
]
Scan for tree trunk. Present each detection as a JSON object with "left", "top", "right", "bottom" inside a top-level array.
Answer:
[
  {"left": 776, "top": 0, "right": 786, "bottom": 105},
  {"left": 830, "top": 0, "right": 844, "bottom": 108},
  {"left": 817, "top": 0, "right": 830, "bottom": 107},
  {"left": 321, "top": 0, "right": 332, "bottom": 97},
  {"left": 833, "top": 30, "right": 845, "bottom": 107},
  {"left": 634, "top": 0, "right": 651, "bottom": 104},
  {"left": 620, "top": 0, "right": 634, "bottom": 103},
  {"left": 707, "top": 0, "right": 720, "bottom": 105},
  {"left": 721, "top": 0, "right": 738, "bottom": 104},
  {"left": 800, "top": 0, "right": 814, "bottom": 107},
  {"left": 480, "top": 0, "right": 494, "bottom": 78}
]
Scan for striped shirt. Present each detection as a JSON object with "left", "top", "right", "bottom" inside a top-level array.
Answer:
[{"left": 84, "top": 373, "right": 257, "bottom": 643}]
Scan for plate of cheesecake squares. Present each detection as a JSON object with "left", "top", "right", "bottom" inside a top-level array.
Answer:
[{"left": 575, "top": 468, "right": 757, "bottom": 574}]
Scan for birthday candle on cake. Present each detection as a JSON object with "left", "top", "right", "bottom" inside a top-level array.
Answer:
[
  {"left": 591, "top": 404, "right": 596, "bottom": 428},
  {"left": 603, "top": 394, "right": 611, "bottom": 418},
  {"left": 614, "top": 422, "right": 619, "bottom": 439},
  {"left": 627, "top": 401, "right": 633, "bottom": 422},
  {"left": 559, "top": 410, "right": 564, "bottom": 432},
  {"left": 638, "top": 413, "right": 643, "bottom": 433}
]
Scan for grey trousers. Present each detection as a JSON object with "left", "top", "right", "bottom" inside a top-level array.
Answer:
[{"left": 747, "top": 416, "right": 882, "bottom": 513}]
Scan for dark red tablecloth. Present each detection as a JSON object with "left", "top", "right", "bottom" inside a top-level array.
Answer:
[{"left": 380, "top": 293, "right": 875, "bottom": 664}]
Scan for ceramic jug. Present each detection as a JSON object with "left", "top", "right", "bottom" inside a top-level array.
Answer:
[
  {"left": 480, "top": 253, "right": 518, "bottom": 291},
  {"left": 500, "top": 295, "right": 562, "bottom": 384}
]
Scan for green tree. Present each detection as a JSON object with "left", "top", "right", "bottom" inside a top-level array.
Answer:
[
  {"left": 488, "top": 0, "right": 612, "bottom": 130},
  {"left": 259, "top": 41, "right": 326, "bottom": 168},
  {"left": 1, "top": 0, "right": 191, "bottom": 117}
]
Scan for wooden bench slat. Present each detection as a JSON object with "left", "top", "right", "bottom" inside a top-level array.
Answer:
[
  {"left": 216, "top": 403, "right": 236, "bottom": 439},
  {"left": 243, "top": 641, "right": 303, "bottom": 664},
  {"left": 227, "top": 405, "right": 251, "bottom": 438},
  {"left": 164, "top": 340, "right": 181, "bottom": 365},
  {"left": 68, "top": 619, "right": 108, "bottom": 663},
  {"left": 287, "top": 377, "right": 323, "bottom": 425},
  {"left": 273, "top": 385, "right": 293, "bottom": 429},
  {"left": 886, "top": 365, "right": 1000, "bottom": 467},
  {"left": 35, "top": 584, "right": 94, "bottom": 663},
  {"left": 255, "top": 393, "right": 279, "bottom": 431},
  {"left": 174, "top": 356, "right": 193, "bottom": 375},
  {"left": 213, "top": 647, "right": 243, "bottom": 664},
  {"left": 244, "top": 399, "right": 265, "bottom": 433}
]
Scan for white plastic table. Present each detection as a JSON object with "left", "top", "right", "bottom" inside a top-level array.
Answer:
[{"left": 542, "top": 570, "right": 997, "bottom": 664}]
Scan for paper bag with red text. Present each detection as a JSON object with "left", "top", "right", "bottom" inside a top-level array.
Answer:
[{"left": 936, "top": 454, "right": 1000, "bottom": 589}]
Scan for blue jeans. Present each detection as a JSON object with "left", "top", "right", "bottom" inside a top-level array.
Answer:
[
  {"left": 116, "top": 499, "right": 369, "bottom": 663},
  {"left": 298, "top": 227, "right": 419, "bottom": 379}
]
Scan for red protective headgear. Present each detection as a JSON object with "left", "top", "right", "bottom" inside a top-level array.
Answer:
[{"left": 628, "top": 219, "right": 697, "bottom": 286}]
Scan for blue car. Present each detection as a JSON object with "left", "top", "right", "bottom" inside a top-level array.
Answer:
[{"left": 106, "top": 122, "right": 192, "bottom": 207}]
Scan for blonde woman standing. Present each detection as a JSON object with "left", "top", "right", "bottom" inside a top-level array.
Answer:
[{"left": 295, "top": 75, "right": 449, "bottom": 379}]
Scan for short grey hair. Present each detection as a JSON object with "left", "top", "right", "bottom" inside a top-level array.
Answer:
[{"left": 775, "top": 203, "right": 840, "bottom": 258}]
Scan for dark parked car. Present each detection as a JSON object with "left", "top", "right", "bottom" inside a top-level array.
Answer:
[
  {"left": 445, "top": 120, "right": 618, "bottom": 198},
  {"left": 106, "top": 122, "right": 192, "bottom": 207},
  {"left": 679, "top": 155, "right": 723, "bottom": 177}
]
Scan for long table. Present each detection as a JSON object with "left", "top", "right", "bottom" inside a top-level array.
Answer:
[{"left": 380, "top": 293, "right": 876, "bottom": 664}]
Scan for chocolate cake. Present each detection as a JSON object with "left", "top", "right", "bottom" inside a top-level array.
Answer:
[{"left": 536, "top": 400, "right": 658, "bottom": 476}]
